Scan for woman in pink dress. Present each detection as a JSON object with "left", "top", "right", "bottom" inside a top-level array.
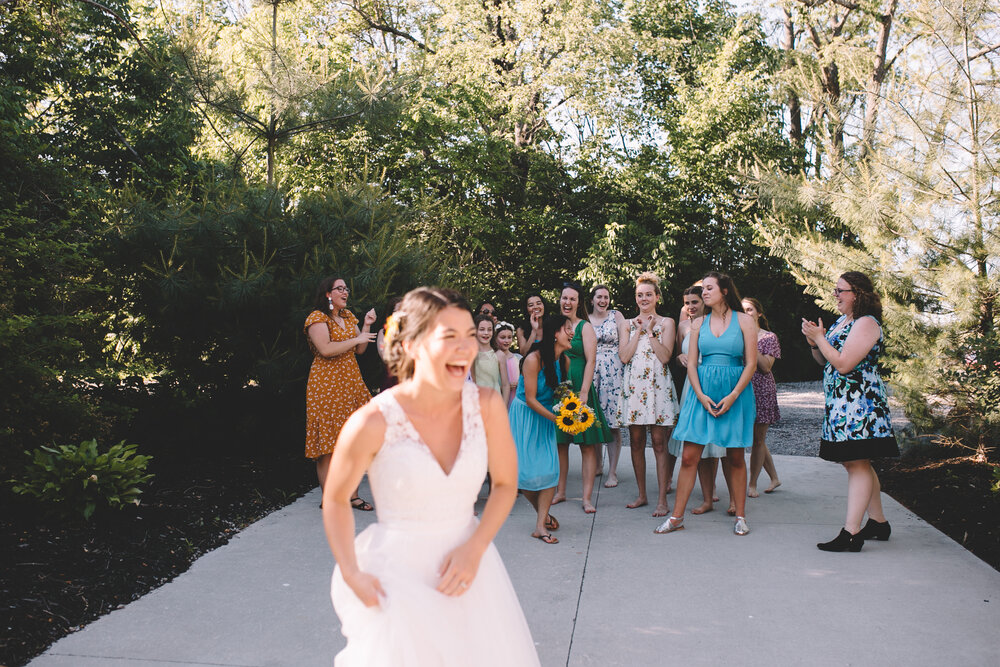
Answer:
[{"left": 742, "top": 298, "right": 782, "bottom": 497}]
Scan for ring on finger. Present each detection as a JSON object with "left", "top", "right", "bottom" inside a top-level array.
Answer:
[{"left": 458, "top": 581, "right": 468, "bottom": 589}]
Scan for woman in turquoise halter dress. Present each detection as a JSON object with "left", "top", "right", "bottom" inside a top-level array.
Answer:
[
  {"left": 657, "top": 272, "right": 758, "bottom": 536},
  {"left": 508, "top": 314, "right": 575, "bottom": 544},
  {"left": 553, "top": 284, "right": 612, "bottom": 514}
]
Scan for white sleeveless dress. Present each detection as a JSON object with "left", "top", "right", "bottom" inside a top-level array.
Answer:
[{"left": 331, "top": 382, "right": 540, "bottom": 666}]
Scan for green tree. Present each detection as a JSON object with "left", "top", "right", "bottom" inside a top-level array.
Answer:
[
  {"left": 0, "top": 0, "right": 196, "bottom": 467},
  {"left": 752, "top": 0, "right": 1000, "bottom": 454},
  {"left": 159, "top": 0, "right": 391, "bottom": 185},
  {"left": 110, "top": 176, "right": 432, "bottom": 393}
]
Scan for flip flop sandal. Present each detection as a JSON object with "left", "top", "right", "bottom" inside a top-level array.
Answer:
[
  {"left": 532, "top": 533, "right": 559, "bottom": 545},
  {"left": 544, "top": 515, "right": 560, "bottom": 531},
  {"left": 350, "top": 497, "right": 374, "bottom": 511}
]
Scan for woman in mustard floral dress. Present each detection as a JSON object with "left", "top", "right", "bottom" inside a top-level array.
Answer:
[{"left": 305, "top": 277, "right": 377, "bottom": 509}]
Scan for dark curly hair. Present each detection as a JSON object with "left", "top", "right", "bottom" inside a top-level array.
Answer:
[{"left": 840, "top": 271, "right": 883, "bottom": 321}]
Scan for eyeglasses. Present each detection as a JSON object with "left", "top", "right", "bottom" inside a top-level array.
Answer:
[
  {"left": 832, "top": 288, "right": 854, "bottom": 296},
  {"left": 331, "top": 286, "right": 349, "bottom": 294},
  {"left": 480, "top": 308, "right": 495, "bottom": 315}
]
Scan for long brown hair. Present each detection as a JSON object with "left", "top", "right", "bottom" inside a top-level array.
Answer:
[
  {"left": 561, "top": 282, "right": 589, "bottom": 320},
  {"left": 840, "top": 271, "right": 883, "bottom": 321},
  {"left": 384, "top": 287, "right": 471, "bottom": 381},
  {"left": 743, "top": 297, "right": 770, "bottom": 331},
  {"left": 703, "top": 271, "right": 745, "bottom": 313}
]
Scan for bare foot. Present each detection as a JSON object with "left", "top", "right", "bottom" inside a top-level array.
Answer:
[
  {"left": 595, "top": 468, "right": 604, "bottom": 477},
  {"left": 764, "top": 480, "right": 782, "bottom": 493},
  {"left": 727, "top": 504, "right": 736, "bottom": 516},
  {"left": 583, "top": 501, "right": 596, "bottom": 514},
  {"left": 551, "top": 494, "right": 566, "bottom": 505},
  {"left": 691, "top": 501, "right": 714, "bottom": 515},
  {"left": 665, "top": 483, "right": 673, "bottom": 494},
  {"left": 603, "top": 476, "right": 619, "bottom": 488},
  {"left": 652, "top": 503, "right": 669, "bottom": 517},
  {"left": 713, "top": 494, "right": 720, "bottom": 502},
  {"left": 747, "top": 486, "right": 759, "bottom": 498},
  {"left": 626, "top": 497, "right": 648, "bottom": 509}
]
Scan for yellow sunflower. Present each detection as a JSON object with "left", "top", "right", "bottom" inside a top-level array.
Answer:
[
  {"left": 557, "top": 413, "right": 578, "bottom": 434},
  {"left": 577, "top": 406, "right": 595, "bottom": 431},
  {"left": 559, "top": 396, "right": 581, "bottom": 413}
]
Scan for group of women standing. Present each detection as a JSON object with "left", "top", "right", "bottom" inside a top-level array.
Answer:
[
  {"left": 304, "top": 269, "right": 900, "bottom": 664},
  {"left": 496, "top": 271, "right": 785, "bottom": 540}
]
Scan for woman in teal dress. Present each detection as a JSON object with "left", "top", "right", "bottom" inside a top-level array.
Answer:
[
  {"left": 509, "top": 314, "right": 575, "bottom": 544},
  {"left": 657, "top": 272, "right": 757, "bottom": 536},
  {"left": 803, "top": 271, "right": 898, "bottom": 552},
  {"left": 553, "top": 283, "right": 612, "bottom": 514}
]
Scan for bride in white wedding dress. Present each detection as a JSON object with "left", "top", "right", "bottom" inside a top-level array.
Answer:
[{"left": 322, "top": 287, "right": 540, "bottom": 666}]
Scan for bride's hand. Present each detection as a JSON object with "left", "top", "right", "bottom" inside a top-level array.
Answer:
[
  {"left": 437, "top": 541, "right": 485, "bottom": 596},
  {"left": 343, "top": 570, "right": 385, "bottom": 608}
]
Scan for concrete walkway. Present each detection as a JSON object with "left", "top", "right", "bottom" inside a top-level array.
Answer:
[{"left": 28, "top": 452, "right": 1000, "bottom": 667}]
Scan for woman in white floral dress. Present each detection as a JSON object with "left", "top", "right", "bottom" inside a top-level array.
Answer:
[
  {"left": 618, "top": 273, "right": 680, "bottom": 517},
  {"left": 589, "top": 285, "right": 626, "bottom": 488}
]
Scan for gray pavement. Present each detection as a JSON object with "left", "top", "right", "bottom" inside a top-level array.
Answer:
[{"left": 28, "top": 452, "right": 1000, "bottom": 667}]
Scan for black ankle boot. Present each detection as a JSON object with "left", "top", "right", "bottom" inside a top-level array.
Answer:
[
  {"left": 817, "top": 528, "right": 863, "bottom": 552},
  {"left": 857, "top": 518, "right": 891, "bottom": 541}
]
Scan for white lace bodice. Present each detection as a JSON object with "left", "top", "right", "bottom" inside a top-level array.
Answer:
[{"left": 368, "top": 382, "right": 488, "bottom": 528}]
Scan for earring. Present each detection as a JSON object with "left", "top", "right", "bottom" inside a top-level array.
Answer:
[{"left": 328, "top": 297, "right": 334, "bottom": 310}]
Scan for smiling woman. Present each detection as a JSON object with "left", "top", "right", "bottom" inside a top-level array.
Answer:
[
  {"left": 322, "top": 287, "right": 540, "bottom": 666},
  {"left": 304, "top": 276, "right": 377, "bottom": 509}
]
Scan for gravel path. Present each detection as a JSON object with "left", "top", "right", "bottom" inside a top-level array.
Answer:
[{"left": 618, "top": 380, "right": 909, "bottom": 457}]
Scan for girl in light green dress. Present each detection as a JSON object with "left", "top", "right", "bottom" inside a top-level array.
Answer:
[{"left": 472, "top": 314, "right": 509, "bottom": 405}]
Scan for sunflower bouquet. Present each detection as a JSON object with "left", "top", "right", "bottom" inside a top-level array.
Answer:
[{"left": 552, "top": 383, "right": 596, "bottom": 435}]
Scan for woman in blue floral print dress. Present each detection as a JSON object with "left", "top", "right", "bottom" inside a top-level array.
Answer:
[
  {"left": 589, "top": 285, "right": 626, "bottom": 488},
  {"left": 802, "top": 271, "right": 899, "bottom": 552}
]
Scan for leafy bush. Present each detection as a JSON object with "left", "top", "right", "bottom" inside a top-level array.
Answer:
[{"left": 11, "top": 439, "right": 154, "bottom": 520}]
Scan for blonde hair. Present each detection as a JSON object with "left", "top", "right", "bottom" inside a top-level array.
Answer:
[
  {"left": 384, "top": 287, "right": 471, "bottom": 381},
  {"left": 636, "top": 271, "right": 661, "bottom": 296}
]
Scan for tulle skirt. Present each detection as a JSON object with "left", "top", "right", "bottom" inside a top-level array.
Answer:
[{"left": 332, "top": 516, "right": 540, "bottom": 666}]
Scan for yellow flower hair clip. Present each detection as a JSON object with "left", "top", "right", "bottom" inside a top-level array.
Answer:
[{"left": 383, "top": 312, "right": 402, "bottom": 348}]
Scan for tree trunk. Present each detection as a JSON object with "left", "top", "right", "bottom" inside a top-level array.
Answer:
[
  {"left": 860, "top": 0, "right": 897, "bottom": 160},
  {"left": 781, "top": 8, "right": 802, "bottom": 148},
  {"left": 267, "top": 0, "right": 279, "bottom": 186}
]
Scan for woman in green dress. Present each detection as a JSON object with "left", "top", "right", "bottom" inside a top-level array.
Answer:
[{"left": 552, "top": 283, "right": 612, "bottom": 513}]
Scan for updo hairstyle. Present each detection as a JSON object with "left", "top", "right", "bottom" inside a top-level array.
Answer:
[
  {"left": 384, "top": 287, "right": 471, "bottom": 381},
  {"left": 636, "top": 271, "right": 661, "bottom": 295},
  {"left": 840, "top": 271, "right": 883, "bottom": 321}
]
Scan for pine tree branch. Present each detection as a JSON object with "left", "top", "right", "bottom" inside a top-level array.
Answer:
[
  {"left": 969, "top": 41, "right": 1000, "bottom": 61},
  {"left": 341, "top": 1, "right": 435, "bottom": 54},
  {"left": 278, "top": 109, "right": 367, "bottom": 138}
]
